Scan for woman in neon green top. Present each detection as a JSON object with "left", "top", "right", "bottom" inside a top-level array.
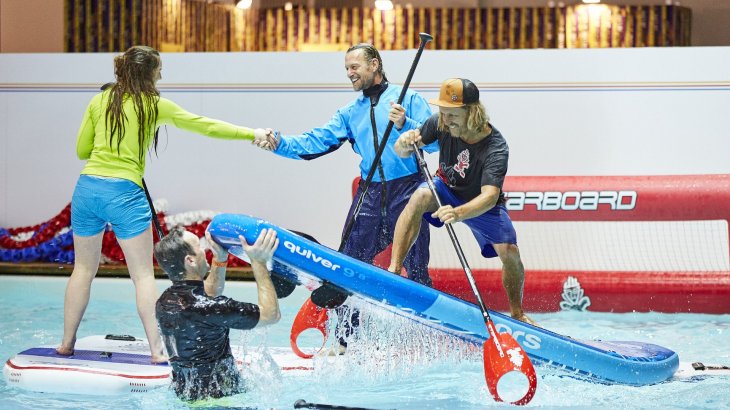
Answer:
[{"left": 58, "top": 45, "right": 269, "bottom": 361}]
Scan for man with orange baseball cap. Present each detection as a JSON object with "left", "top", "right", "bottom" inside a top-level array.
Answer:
[{"left": 388, "top": 78, "right": 535, "bottom": 326}]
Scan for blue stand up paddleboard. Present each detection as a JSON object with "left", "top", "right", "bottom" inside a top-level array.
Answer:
[{"left": 208, "top": 214, "right": 680, "bottom": 386}]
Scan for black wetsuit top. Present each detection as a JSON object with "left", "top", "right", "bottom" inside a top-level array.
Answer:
[{"left": 155, "top": 280, "right": 260, "bottom": 400}]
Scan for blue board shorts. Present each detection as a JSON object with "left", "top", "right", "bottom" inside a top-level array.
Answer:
[
  {"left": 422, "top": 178, "right": 517, "bottom": 258},
  {"left": 71, "top": 175, "right": 151, "bottom": 240}
]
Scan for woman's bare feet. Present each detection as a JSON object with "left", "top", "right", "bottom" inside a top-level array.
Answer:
[
  {"left": 56, "top": 336, "right": 76, "bottom": 356},
  {"left": 55, "top": 345, "right": 74, "bottom": 356},
  {"left": 151, "top": 354, "right": 169, "bottom": 364}
]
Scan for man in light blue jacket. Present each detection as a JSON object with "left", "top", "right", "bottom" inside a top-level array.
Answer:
[{"left": 257, "top": 43, "right": 437, "bottom": 351}]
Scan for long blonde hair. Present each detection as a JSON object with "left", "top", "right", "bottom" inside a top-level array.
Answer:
[
  {"left": 105, "top": 45, "right": 161, "bottom": 161},
  {"left": 437, "top": 101, "right": 490, "bottom": 134}
]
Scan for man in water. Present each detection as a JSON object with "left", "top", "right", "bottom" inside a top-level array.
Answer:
[{"left": 154, "top": 226, "right": 280, "bottom": 401}]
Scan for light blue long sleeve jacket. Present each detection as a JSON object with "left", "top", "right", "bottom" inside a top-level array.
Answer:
[{"left": 273, "top": 84, "right": 438, "bottom": 182}]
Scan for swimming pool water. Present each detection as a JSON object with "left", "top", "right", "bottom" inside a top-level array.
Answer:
[{"left": 1, "top": 275, "right": 728, "bottom": 409}]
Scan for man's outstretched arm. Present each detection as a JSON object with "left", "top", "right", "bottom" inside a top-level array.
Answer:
[{"left": 241, "top": 229, "right": 281, "bottom": 325}]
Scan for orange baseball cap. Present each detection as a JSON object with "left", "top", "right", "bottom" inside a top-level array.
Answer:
[{"left": 429, "top": 78, "right": 480, "bottom": 107}]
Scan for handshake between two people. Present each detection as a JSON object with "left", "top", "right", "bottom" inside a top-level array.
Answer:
[
  {"left": 250, "top": 102, "right": 411, "bottom": 154},
  {"left": 252, "top": 128, "right": 280, "bottom": 151}
]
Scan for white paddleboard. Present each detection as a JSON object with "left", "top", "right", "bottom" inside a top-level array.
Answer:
[{"left": 4, "top": 334, "right": 314, "bottom": 395}]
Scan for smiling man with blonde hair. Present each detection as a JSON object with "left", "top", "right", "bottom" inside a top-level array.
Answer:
[{"left": 388, "top": 78, "right": 535, "bottom": 326}]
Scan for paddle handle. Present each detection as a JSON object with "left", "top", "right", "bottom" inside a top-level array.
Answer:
[{"left": 338, "top": 33, "right": 433, "bottom": 251}]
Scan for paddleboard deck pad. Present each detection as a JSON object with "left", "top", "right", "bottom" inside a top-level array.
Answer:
[{"left": 209, "top": 214, "right": 682, "bottom": 386}]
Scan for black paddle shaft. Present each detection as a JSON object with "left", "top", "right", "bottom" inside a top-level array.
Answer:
[
  {"left": 294, "top": 399, "right": 394, "bottom": 410},
  {"left": 103, "top": 84, "right": 164, "bottom": 242},
  {"left": 338, "top": 33, "right": 433, "bottom": 252},
  {"left": 141, "top": 178, "right": 164, "bottom": 240},
  {"left": 411, "top": 145, "right": 493, "bottom": 323}
]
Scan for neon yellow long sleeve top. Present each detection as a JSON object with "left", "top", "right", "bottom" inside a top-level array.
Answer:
[{"left": 76, "top": 90, "right": 255, "bottom": 187}]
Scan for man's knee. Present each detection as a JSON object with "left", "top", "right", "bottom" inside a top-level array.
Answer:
[
  {"left": 497, "top": 243, "right": 522, "bottom": 266},
  {"left": 407, "top": 188, "right": 436, "bottom": 214}
]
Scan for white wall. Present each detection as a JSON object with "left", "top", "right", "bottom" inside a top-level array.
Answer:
[{"left": 1, "top": 47, "right": 729, "bottom": 248}]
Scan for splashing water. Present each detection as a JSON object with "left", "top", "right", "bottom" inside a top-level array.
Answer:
[{"left": 315, "top": 297, "right": 482, "bottom": 382}]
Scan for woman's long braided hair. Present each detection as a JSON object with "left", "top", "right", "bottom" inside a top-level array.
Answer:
[{"left": 105, "top": 45, "right": 161, "bottom": 161}]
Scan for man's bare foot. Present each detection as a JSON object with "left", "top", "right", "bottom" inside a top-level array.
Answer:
[
  {"left": 512, "top": 313, "right": 538, "bottom": 327},
  {"left": 387, "top": 267, "right": 406, "bottom": 278}
]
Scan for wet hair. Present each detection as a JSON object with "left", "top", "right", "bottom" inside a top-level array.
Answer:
[
  {"left": 437, "top": 101, "right": 491, "bottom": 134},
  {"left": 105, "top": 45, "right": 161, "bottom": 162},
  {"left": 346, "top": 43, "right": 388, "bottom": 82},
  {"left": 154, "top": 226, "right": 195, "bottom": 281}
]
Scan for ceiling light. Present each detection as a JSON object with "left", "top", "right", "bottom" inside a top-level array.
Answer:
[
  {"left": 236, "top": 0, "right": 252, "bottom": 9},
  {"left": 284, "top": 2, "right": 293, "bottom": 11},
  {"left": 375, "top": 0, "right": 394, "bottom": 11},
  {"left": 582, "top": 0, "right": 601, "bottom": 3}
]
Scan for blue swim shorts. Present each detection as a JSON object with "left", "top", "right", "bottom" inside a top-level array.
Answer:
[
  {"left": 422, "top": 178, "right": 517, "bottom": 258},
  {"left": 71, "top": 175, "right": 152, "bottom": 240}
]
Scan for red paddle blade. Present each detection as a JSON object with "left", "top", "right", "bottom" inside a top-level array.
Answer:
[
  {"left": 290, "top": 297, "right": 329, "bottom": 358},
  {"left": 483, "top": 331, "right": 538, "bottom": 406}
]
